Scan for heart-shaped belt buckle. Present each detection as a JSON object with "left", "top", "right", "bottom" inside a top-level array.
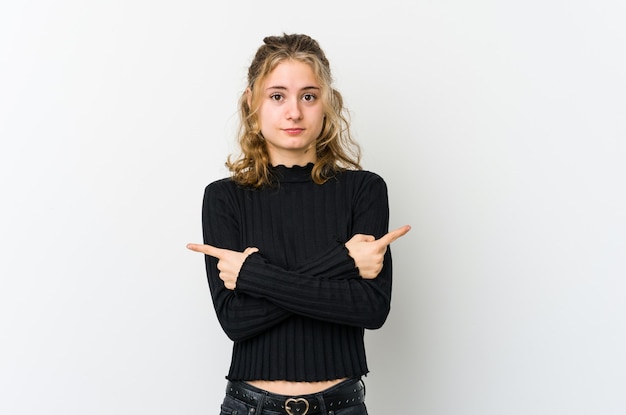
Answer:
[{"left": 285, "top": 397, "right": 310, "bottom": 415}]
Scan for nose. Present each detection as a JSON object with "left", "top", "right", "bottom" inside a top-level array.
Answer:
[{"left": 285, "top": 99, "right": 302, "bottom": 121}]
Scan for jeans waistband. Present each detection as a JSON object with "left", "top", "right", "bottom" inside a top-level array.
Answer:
[{"left": 225, "top": 378, "right": 365, "bottom": 415}]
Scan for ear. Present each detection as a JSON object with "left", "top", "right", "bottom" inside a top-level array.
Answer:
[{"left": 245, "top": 88, "right": 252, "bottom": 109}]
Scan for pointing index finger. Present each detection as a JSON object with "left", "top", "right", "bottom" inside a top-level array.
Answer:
[
  {"left": 186, "top": 243, "right": 228, "bottom": 259},
  {"left": 378, "top": 225, "right": 411, "bottom": 246}
]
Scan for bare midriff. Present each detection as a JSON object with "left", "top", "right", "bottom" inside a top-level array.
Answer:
[{"left": 247, "top": 378, "right": 348, "bottom": 395}]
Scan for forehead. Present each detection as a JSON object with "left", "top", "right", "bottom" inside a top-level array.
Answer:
[{"left": 264, "top": 60, "right": 319, "bottom": 89}]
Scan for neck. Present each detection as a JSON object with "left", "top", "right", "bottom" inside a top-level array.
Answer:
[{"left": 269, "top": 150, "right": 316, "bottom": 167}]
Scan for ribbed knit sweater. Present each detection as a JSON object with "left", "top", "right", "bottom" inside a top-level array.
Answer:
[{"left": 201, "top": 163, "right": 392, "bottom": 381}]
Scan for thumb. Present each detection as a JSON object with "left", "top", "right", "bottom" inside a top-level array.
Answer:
[
  {"left": 351, "top": 234, "right": 376, "bottom": 243},
  {"left": 243, "top": 247, "right": 259, "bottom": 256}
]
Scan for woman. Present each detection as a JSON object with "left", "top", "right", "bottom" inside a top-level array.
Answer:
[{"left": 187, "top": 33, "right": 409, "bottom": 415}]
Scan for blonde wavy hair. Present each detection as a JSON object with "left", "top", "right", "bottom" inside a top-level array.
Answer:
[{"left": 226, "top": 33, "right": 361, "bottom": 187}]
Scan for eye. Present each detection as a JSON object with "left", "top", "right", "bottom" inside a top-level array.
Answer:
[
  {"left": 302, "top": 93, "right": 317, "bottom": 102},
  {"left": 270, "top": 93, "right": 284, "bottom": 102}
]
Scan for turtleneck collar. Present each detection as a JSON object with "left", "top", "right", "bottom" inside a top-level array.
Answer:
[{"left": 270, "top": 163, "right": 314, "bottom": 183}]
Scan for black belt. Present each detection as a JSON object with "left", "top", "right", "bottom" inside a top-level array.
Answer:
[{"left": 225, "top": 378, "right": 365, "bottom": 415}]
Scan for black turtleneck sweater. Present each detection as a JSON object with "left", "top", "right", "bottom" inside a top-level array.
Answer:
[{"left": 201, "top": 163, "right": 392, "bottom": 381}]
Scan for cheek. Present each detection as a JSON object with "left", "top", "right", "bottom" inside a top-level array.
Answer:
[
  {"left": 312, "top": 110, "right": 325, "bottom": 133},
  {"left": 258, "top": 106, "right": 279, "bottom": 126},
  {"left": 256, "top": 108, "right": 270, "bottom": 132}
]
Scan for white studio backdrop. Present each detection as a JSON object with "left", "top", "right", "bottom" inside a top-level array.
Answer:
[{"left": 1, "top": 1, "right": 624, "bottom": 414}]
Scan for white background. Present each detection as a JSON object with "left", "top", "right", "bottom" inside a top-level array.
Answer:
[{"left": 1, "top": 1, "right": 625, "bottom": 414}]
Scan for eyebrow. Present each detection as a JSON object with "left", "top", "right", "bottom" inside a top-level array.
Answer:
[{"left": 265, "top": 85, "right": 320, "bottom": 91}]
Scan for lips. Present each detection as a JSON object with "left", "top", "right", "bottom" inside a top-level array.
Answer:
[{"left": 283, "top": 128, "right": 305, "bottom": 135}]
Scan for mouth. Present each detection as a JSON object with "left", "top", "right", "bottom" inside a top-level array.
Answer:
[{"left": 283, "top": 128, "right": 305, "bottom": 135}]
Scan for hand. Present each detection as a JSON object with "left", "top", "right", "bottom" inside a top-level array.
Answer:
[
  {"left": 187, "top": 243, "right": 259, "bottom": 290},
  {"left": 345, "top": 225, "right": 411, "bottom": 279}
]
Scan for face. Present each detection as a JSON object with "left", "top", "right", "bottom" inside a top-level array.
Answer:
[{"left": 255, "top": 60, "right": 324, "bottom": 166}]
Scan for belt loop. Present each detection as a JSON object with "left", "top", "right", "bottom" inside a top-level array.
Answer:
[
  {"left": 255, "top": 390, "right": 267, "bottom": 414},
  {"left": 314, "top": 393, "right": 326, "bottom": 414}
]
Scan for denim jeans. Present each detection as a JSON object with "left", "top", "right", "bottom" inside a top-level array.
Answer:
[{"left": 219, "top": 378, "right": 368, "bottom": 415}]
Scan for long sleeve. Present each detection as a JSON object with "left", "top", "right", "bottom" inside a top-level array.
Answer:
[
  {"left": 199, "top": 165, "right": 395, "bottom": 381},
  {"left": 235, "top": 173, "right": 392, "bottom": 329},
  {"left": 202, "top": 181, "right": 292, "bottom": 341}
]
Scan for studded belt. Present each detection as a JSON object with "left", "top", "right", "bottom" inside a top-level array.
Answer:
[{"left": 225, "top": 378, "right": 365, "bottom": 415}]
